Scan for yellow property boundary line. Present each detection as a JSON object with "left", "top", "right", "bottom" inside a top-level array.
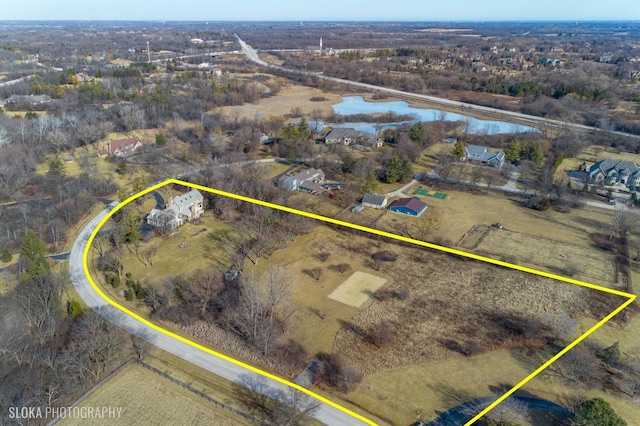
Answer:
[{"left": 82, "top": 178, "right": 636, "bottom": 426}]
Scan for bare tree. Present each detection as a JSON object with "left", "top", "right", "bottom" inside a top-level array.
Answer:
[
  {"left": 16, "top": 273, "right": 67, "bottom": 345},
  {"left": 118, "top": 104, "right": 146, "bottom": 132},
  {"left": 0, "top": 126, "right": 11, "bottom": 147},
  {"left": 401, "top": 212, "right": 442, "bottom": 241},
  {"left": 232, "top": 266, "right": 292, "bottom": 355},
  {"left": 542, "top": 312, "right": 577, "bottom": 342},
  {"left": 46, "top": 219, "right": 66, "bottom": 251},
  {"left": 33, "top": 114, "right": 49, "bottom": 145}
]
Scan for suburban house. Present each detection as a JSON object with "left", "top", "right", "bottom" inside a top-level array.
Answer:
[
  {"left": 324, "top": 128, "right": 383, "bottom": 148},
  {"left": 277, "top": 168, "right": 325, "bottom": 193},
  {"left": 464, "top": 145, "right": 506, "bottom": 168},
  {"left": 361, "top": 193, "right": 388, "bottom": 209},
  {"left": 147, "top": 189, "right": 205, "bottom": 230},
  {"left": 98, "top": 138, "right": 143, "bottom": 158},
  {"left": 586, "top": 159, "right": 640, "bottom": 189},
  {"left": 389, "top": 197, "right": 427, "bottom": 217}
]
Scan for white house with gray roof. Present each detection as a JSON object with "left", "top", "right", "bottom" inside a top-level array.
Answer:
[
  {"left": 147, "top": 189, "right": 204, "bottom": 230},
  {"left": 464, "top": 145, "right": 505, "bottom": 168},
  {"left": 361, "top": 193, "right": 388, "bottom": 209},
  {"left": 587, "top": 159, "right": 640, "bottom": 190}
]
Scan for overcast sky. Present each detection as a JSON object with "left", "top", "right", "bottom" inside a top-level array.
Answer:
[{"left": 2, "top": 0, "right": 639, "bottom": 21}]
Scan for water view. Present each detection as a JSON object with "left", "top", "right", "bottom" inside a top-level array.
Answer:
[{"left": 330, "top": 96, "right": 540, "bottom": 135}]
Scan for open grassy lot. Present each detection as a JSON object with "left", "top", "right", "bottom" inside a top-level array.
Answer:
[
  {"left": 459, "top": 226, "right": 618, "bottom": 287},
  {"left": 413, "top": 143, "right": 454, "bottom": 173},
  {"left": 246, "top": 225, "right": 393, "bottom": 356},
  {"left": 58, "top": 363, "right": 249, "bottom": 426},
  {"left": 120, "top": 213, "right": 228, "bottom": 284},
  {"left": 216, "top": 84, "right": 341, "bottom": 121}
]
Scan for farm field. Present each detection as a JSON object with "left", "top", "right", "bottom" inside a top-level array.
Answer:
[{"left": 58, "top": 363, "right": 249, "bottom": 426}]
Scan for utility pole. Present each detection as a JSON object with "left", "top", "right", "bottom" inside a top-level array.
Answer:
[{"left": 146, "top": 41, "right": 151, "bottom": 63}]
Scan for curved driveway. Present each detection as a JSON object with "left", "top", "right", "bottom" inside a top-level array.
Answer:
[{"left": 69, "top": 202, "right": 370, "bottom": 426}]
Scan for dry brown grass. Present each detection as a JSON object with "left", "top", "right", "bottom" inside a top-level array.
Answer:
[
  {"left": 58, "top": 363, "right": 249, "bottom": 426},
  {"left": 216, "top": 84, "right": 341, "bottom": 121},
  {"left": 459, "top": 226, "right": 618, "bottom": 287}
]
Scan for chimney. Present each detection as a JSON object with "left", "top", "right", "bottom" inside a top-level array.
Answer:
[
  {"left": 106, "top": 142, "right": 111, "bottom": 155},
  {"left": 167, "top": 197, "right": 172, "bottom": 209}
]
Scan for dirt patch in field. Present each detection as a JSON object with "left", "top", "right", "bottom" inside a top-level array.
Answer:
[{"left": 328, "top": 271, "right": 387, "bottom": 307}]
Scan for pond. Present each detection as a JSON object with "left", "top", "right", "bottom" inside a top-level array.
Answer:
[{"left": 329, "top": 96, "right": 539, "bottom": 135}]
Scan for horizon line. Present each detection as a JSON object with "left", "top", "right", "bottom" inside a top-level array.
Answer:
[{"left": 2, "top": 19, "right": 640, "bottom": 23}]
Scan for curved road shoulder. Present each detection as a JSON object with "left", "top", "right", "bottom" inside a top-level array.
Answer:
[{"left": 69, "top": 199, "right": 372, "bottom": 426}]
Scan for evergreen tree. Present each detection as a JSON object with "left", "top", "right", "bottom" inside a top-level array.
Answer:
[
  {"left": 384, "top": 153, "right": 402, "bottom": 183},
  {"left": 451, "top": 140, "right": 466, "bottom": 159},
  {"left": 523, "top": 141, "right": 544, "bottom": 167},
  {"left": 19, "top": 230, "right": 50, "bottom": 280},
  {"left": 359, "top": 169, "right": 378, "bottom": 195},
  {"left": 1, "top": 248, "right": 11, "bottom": 263},
  {"left": 119, "top": 213, "right": 141, "bottom": 246},
  {"left": 47, "top": 159, "right": 66, "bottom": 177},
  {"left": 399, "top": 155, "right": 414, "bottom": 181},
  {"left": 341, "top": 154, "right": 356, "bottom": 174},
  {"left": 601, "top": 342, "right": 622, "bottom": 366},
  {"left": 409, "top": 121, "right": 425, "bottom": 144},
  {"left": 155, "top": 133, "right": 167, "bottom": 146},
  {"left": 504, "top": 140, "right": 522, "bottom": 162},
  {"left": 570, "top": 398, "right": 626, "bottom": 426}
]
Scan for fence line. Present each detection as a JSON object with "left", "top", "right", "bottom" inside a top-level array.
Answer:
[{"left": 135, "top": 360, "right": 264, "bottom": 425}]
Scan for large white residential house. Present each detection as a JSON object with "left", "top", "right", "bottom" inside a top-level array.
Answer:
[
  {"left": 464, "top": 145, "right": 506, "bottom": 168},
  {"left": 586, "top": 159, "right": 640, "bottom": 190},
  {"left": 147, "top": 189, "right": 204, "bottom": 230}
]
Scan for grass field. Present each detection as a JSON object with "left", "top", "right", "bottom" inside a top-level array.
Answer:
[
  {"left": 459, "top": 226, "right": 618, "bottom": 287},
  {"left": 58, "top": 363, "right": 249, "bottom": 426},
  {"left": 216, "top": 84, "right": 341, "bottom": 121}
]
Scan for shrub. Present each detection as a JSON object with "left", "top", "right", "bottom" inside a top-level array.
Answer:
[
  {"left": 67, "top": 298, "right": 84, "bottom": 318},
  {"left": 1, "top": 248, "right": 11, "bottom": 263},
  {"left": 313, "top": 352, "right": 362, "bottom": 393}
]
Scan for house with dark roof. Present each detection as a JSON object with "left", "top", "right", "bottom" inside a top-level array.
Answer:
[
  {"left": 97, "top": 138, "right": 143, "bottom": 158},
  {"left": 324, "top": 128, "right": 383, "bottom": 148},
  {"left": 464, "top": 145, "right": 505, "bottom": 168},
  {"left": 277, "top": 168, "right": 325, "bottom": 193},
  {"left": 389, "top": 197, "right": 427, "bottom": 217},
  {"left": 586, "top": 159, "right": 640, "bottom": 189},
  {"left": 147, "top": 189, "right": 204, "bottom": 230},
  {"left": 361, "top": 193, "right": 388, "bottom": 209}
]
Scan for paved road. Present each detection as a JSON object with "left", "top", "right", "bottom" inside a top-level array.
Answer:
[
  {"left": 69, "top": 199, "right": 368, "bottom": 426},
  {"left": 236, "top": 35, "right": 640, "bottom": 140}
]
